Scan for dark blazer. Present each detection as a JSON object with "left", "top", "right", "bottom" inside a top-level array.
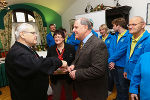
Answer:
[
  {"left": 5, "top": 41, "right": 62, "bottom": 100},
  {"left": 47, "top": 43, "right": 75, "bottom": 84},
  {"left": 73, "top": 35, "right": 108, "bottom": 100}
]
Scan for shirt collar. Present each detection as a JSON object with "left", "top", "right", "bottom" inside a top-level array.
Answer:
[
  {"left": 83, "top": 32, "right": 93, "bottom": 44},
  {"left": 132, "top": 31, "right": 145, "bottom": 42},
  {"left": 119, "top": 30, "right": 127, "bottom": 37}
]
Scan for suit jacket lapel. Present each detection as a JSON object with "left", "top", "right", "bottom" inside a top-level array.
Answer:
[{"left": 73, "top": 35, "right": 94, "bottom": 65}]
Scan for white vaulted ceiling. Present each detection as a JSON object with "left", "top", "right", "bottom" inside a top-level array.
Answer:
[{"left": 7, "top": 0, "right": 77, "bottom": 14}]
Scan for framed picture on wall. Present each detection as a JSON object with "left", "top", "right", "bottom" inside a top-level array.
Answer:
[
  {"left": 146, "top": 3, "right": 150, "bottom": 25},
  {"left": 69, "top": 19, "right": 75, "bottom": 33}
]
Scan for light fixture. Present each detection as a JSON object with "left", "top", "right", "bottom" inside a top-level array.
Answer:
[{"left": 0, "top": 0, "right": 9, "bottom": 10}]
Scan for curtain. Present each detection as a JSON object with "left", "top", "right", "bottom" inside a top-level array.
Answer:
[
  {"left": 33, "top": 11, "right": 47, "bottom": 45},
  {"left": 0, "top": 10, "right": 12, "bottom": 51}
]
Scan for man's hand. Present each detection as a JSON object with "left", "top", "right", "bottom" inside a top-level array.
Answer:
[
  {"left": 109, "top": 62, "right": 115, "bottom": 70},
  {"left": 69, "top": 70, "right": 76, "bottom": 80},
  {"left": 123, "top": 72, "right": 127, "bottom": 79},
  {"left": 68, "top": 65, "right": 75, "bottom": 72},
  {"left": 131, "top": 94, "right": 138, "bottom": 100}
]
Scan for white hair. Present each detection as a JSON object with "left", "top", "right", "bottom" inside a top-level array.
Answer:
[{"left": 15, "top": 23, "right": 33, "bottom": 40}]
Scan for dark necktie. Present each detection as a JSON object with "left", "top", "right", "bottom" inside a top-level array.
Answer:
[{"left": 80, "top": 41, "right": 83, "bottom": 49}]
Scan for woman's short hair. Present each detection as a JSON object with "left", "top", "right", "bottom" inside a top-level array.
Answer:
[{"left": 53, "top": 29, "right": 65, "bottom": 39}]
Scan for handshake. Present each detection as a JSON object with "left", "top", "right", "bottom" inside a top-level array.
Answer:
[
  {"left": 54, "top": 60, "right": 75, "bottom": 76},
  {"left": 53, "top": 60, "right": 69, "bottom": 74},
  {"left": 57, "top": 60, "right": 76, "bottom": 80}
]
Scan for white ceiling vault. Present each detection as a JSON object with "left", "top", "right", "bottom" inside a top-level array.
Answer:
[{"left": 7, "top": 0, "right": 76, "bottom": 15}]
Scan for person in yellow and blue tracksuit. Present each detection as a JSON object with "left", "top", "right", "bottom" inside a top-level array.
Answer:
[
  {"left": 66, "top": 32, "right": 80, "bottom": 51},
  {"left": 124, "top": 16, "right": 150, "bottom": 83},
  {"left": 46, "top": 24, "right": 56, "bottom": 47},
  {"left": 99, "top": 24, "right": 112, "bottom": 52},
  {"left": 108, "top": 18, "right": 131, "bottom": 100},
  {"left": 99, "top": 24, "right": 114, "bottom": 95},
  {"left": 129, "top": 52, "right": 150, "bottom": 100}
]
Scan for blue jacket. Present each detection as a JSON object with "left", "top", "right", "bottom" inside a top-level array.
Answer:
[
  {"left": 100, "top": 34, "right": 113, "bottom": 57},
  {"left": 124, "top": 30, "right": 150, "bottom": 80},
  {"left": 91, "top": 29, "right": 98, "bottom": 37},
  {"left": 129, "top": 52, "right": 150, "bottom": 100},
  {"left": 100, "top": 33, "right": 112, "bottom": 50},
  {"left": 108, "top": 30, "right": 130, "bottom": 67},
  {"left": 66, "top": 32, "right": 80, "bottom": 50},
  {"left": 46, "top": 32, "right": 55, "bottom": 47}
]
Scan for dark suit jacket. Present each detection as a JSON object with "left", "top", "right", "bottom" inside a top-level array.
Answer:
[
  {"left": 47, "top": 43, "right": 75, "bottom": 84},
  {"left": 73, "top": 35, "right": 108, "bottom": 100},
  {"left": 5, "top": 41, "right": 62, "bottom": 100}
]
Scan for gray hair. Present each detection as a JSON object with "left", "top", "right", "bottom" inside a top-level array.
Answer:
[
  {"left": 79, "top": 18, "right": 92, "bottom": 30},
  {"left": 15, "top": 23, "right": 34, "bottom": 40}
]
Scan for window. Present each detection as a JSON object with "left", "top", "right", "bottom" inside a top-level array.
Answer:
[
  {"left": 12, "top": 9, "right": 35, "bottom": 22},
  {"left": 11, "top": 9, "right": 42, "bottom": 47}
]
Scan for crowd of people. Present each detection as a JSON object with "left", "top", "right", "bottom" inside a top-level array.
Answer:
[{"left": 3, "top": 16, "right": 150, "bottom": 100}]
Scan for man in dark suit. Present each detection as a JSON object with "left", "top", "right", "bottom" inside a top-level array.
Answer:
[
  {"left": 68, "top": 18, "right": 108, "bottom": 100},
  {"left": 5, "top": 23, "right": 67, "bottom": 100}
]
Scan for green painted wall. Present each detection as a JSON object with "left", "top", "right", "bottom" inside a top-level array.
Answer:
[{"left": 0, "top": 3, "right": 62, "bottom": 33}]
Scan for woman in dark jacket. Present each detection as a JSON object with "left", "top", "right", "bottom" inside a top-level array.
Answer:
[{"left": 47, "top": 29, "right": 75, "bottom": 100}]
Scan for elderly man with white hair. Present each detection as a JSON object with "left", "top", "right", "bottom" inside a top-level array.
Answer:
[{"left": 5, "top": 23, "right": 67, "bottom": 100}]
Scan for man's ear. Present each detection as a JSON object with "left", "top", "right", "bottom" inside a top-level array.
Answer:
[
  {"left": 142, "top": 22, "right": 146, "bottom": 29},
  {"left": 20, "top": 32, "right": 25, "bottom": 38},
  {"left": 84, "top": 25, "right": 88, "bottom": 30}
]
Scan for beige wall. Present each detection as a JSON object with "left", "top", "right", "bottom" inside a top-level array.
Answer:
[{"left": 62, "top": 0, "right": 150, "bottom": 33}]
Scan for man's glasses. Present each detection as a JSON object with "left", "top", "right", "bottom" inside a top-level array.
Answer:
[{"left": 127, "top": 22, "right": 144, "bottom": 27}]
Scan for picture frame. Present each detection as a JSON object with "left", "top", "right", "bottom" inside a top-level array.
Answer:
[
  {"left": 69, "top": 19, "right": 75, "bottom": 33},
  {"left": 146, "top": 3, "right": 150, "bottom": 25}
]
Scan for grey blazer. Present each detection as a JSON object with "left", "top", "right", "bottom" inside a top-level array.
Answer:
[{"left": 73, "top": 35, "right": 108, "bottom": 100}]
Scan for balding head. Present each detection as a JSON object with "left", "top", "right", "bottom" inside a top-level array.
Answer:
[
  {"left": 130, "top": 16, "right": 145, "bottom": 24},
  {"left": 128, "top": 16, "right": 145, "bottom": 38}
]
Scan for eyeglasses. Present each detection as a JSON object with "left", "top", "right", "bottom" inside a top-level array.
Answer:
[
  {"left": 127, "top": 22, "right": 144, "bottom": 27},
  {"left": 23, "top": 31, "right": 36, "bottom": 35}
]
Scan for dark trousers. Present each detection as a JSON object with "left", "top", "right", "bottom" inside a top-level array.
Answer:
[
  {"left": 112, "top": 66, "right": 130, "bottom": 100},
  {"left": 108, "top": 70, "right": 114, "bottom": 92}
]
